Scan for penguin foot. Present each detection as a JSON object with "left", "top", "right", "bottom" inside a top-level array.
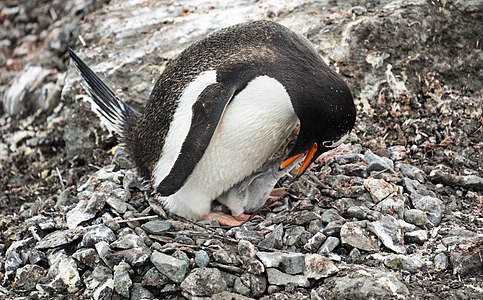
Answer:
[{"left": 203, "top": 211, "right": 260, "bottom": 227}]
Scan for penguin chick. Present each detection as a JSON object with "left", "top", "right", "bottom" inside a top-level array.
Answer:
[
  {"left": 217, "top": 143, "right": 304, "bottom": 216},
  {"left": 69, "top": 20, "right": 356, "bottom": 220}
]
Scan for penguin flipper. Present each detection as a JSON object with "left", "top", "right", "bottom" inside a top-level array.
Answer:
[
  {"left": 68, "top": 48, "right": 138, "bottom": 137},
  {"left": 156, "top": 82, "right": 238, "bottom": 196}
]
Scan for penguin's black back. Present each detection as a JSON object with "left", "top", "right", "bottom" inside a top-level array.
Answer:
[{"left": 125, "top": 20, "right": 354, "bottom": 180}]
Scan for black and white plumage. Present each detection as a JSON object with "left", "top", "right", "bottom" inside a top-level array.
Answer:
[{"left": 69, "top": 20, "right": 356, "bottom": 220}]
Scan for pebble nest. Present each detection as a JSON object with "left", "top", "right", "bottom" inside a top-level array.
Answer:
[{"left": 1, "top": 0, "right": 482, "bottom": 299}]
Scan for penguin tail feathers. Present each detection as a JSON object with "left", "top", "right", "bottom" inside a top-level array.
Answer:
[{"left": 68, "top": 48, "right": 138, "bottom": 138}]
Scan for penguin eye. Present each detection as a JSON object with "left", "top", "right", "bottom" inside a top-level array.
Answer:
[{"left": 322, "top": 132, "right": 349, "bottom": 148}]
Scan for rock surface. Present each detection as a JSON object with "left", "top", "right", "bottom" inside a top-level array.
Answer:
[{"left": 1, "top": 0, "right": 482, "bottom": 300}]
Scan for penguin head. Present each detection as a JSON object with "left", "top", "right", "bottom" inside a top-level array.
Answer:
[{"left": 282, "top": 77, "right": 356, "bottom": 177}]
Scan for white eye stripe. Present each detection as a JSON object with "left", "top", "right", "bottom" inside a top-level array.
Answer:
[{"left": 322, "top": 132, "right": 349, "bottom": 148}]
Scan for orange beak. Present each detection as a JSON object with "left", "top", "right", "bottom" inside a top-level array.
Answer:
[{"left": 280, "top": 143, "right": 318, "bottom": 177}]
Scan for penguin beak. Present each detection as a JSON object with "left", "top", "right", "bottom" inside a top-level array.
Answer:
[{"left": 280, "top": 142, "right": 318, "bottom": 177}]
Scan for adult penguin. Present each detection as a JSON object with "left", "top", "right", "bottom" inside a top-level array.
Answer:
[{"left": 69, "top": 20, "right": 356, "bottom": 222}]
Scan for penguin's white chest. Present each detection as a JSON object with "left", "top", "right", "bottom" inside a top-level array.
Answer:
[{"left": 161, "top": 74, "right": 298, "bottom": 220}]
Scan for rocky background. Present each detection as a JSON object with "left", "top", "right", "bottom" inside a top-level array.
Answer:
[{"left": 1, "top": 0, "right": 482, "bottom": 299}]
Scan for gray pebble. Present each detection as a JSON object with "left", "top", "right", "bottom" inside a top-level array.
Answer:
[
  {"left": 113, "top": 262, "right": 132, "bottom": 298},
  {"left": 151, "top": 251, "right": 187, "bottom": 283},
  {"left": 304, "top": 231, "right": 327, "bottom": 252},
  {"left": 384, "top": 254, "right": 424, "bottom": 273},
  {"left": 340, "top": 221, "right": 380, "bottom": 253},
  {"left": 180, "top": 268, "right": 228, "bottom": 297},
  {"left": 141, "top": 219, "right": 172, "bottom": 235},
  {"left": 318, "top": 236, "right": 340, "bottom": 254},
  {"left": 404, "top": 230, "right": 428, "bottom": 245},
  {"left": 322, "top": 220, "right": 344, "bottom": 237},
  {"left": 283, "top": 226, "right": 309, "bottom": 247},
  {"left": 433, "top": 253, "right": 449, "bottom": 271},
  {"left": 82, "top": 225, "right": 116, "bottom": 248},
  {"left": 195, "top": 250, "right": 210, "bottom": 268},
  {"left": 131, "top": 283, "right": 154, "bottom": 300},
  {"left": 280, "top": 253, "right": 305, "bottom": 275},
  {"left": 266, "top": 268, "right": 310, "bottom": 287},
  {"left": 404, "top": 209, "right": 428, "bottom": 226}
]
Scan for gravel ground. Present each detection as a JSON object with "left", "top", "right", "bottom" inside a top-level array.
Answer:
[{"left": 1, "top": 0, "right": 482, "bottom": 299}]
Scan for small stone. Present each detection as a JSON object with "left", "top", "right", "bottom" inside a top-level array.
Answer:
[
  {"left": 304, "top": 254, "right": 339, "bottom": 280},
  {"left": 213, "top": 249, "right": 233, "bottom": 264},
  {"left": 404, "top": 178, "right": 436, "bottom": 202},
  {"left": 173, "top": 249, "right": 190, "bottom": 263},
  {"left": 41, "top": 252, "right": 81, "bottom": 293},
  {"left": 397, "top": 219, "right": 417, "bottom": 233},
  {"left": 111, "top": 229, "right": 145, "bottom": 249},
  {"left": 266, "top": 268, "right": 310, "bottom": 287},
  {"left": 398, "top": 163, "right": 426, "bottom": 183},
  {"left": 373, "top": 194, "right": 405, "bottom": 219},
  {"left": 250, "top": 273, "right": 267, "bottom": 297},
  {"left": 283, "top": 226, "right": 309, "bottom": 247},
  {"left": 131, "top": 283, "right": 154, "bottom": 300},
  {"left": 304, "top": 232, "right": 327, "bottom": 252},
  {"left": 95, "top": 241, "right": 113, "bottom": 269},
  {"left": 267, "top": 285, "right": 283, "bottom": 294},
  {"left": 151, "top": 251, "right": 188, "bottom": 283},
  {"left": 258, "top": 223, "right": 284, "bottom": 249},
  {"left": 318, "top": 237, "right": 340, "bottom": 254},
  {"left": 434, "top": 253, "right": 449, "bottom": 271},
  {"left": 113, "top": 262, "right": 132, "bottom": 298},
  {"left": 308, "top": 219, "right": 324, "bottom": 233},
  {"left": 322, "top": 220, "right": 344, "bottom": 237},
  {"left": 388, "top": 145, "right": 407, "bottom": 161},
  {"left": 180, "top": 268, "right": 228, "bottom": 297},
  {"left": 404, "top": 230, "right": 428, "bottom": 245},
  {"left": 211, "top": 291, "right": 254, "bottom": 300},
  {"left": 134, "top": 226, "right": 153, "bottom": 247},
  {"left": 429, "top": 169, "right": 483, "bottom": 191},
  {"left": 256, "top": 251, "right": 283, "bottom": 268},
  {"left": 384, "top": 254, "right": 424, "bottom": 273},
  {"left": 348, "top": 248, "right": 362, "bottom": 263},
  {"left": 318, "top": 267, "right": 409, "bottom": 298},
  {"left": 105, "top": 196, "right": 127, "bottom": 214},
  {"left": 363, "top": 178, "right": 397, "bottom": 203},
  {"left": 233, "top": 228, "right": 265, "bottom": 244},
  {"left": 82, "top": 225, "right": 116, "bottom": 248},
  {"left": 238, "top": 240, "right": 256, "bottom": 260},
  {"left": 450, "top": 249, "right": 483, "bottom": 276},
  {"left": 340, "top": 221, "right": 380, "bottom": 253},
  {"left": 36, "top": 228, "right": 85, "bottom": 250},
  {"left": 141, "top": 267, "right": 169, "bottom": 288},
  {"left": 92, "top": 278, "right": 114, "bottom": 300},
  {"left": 14, "top": 264, "right": 46, "bottom": 291},
  {"left": 364, "top": 150, "right": 395, "bottom": 173},
  {"left": 66, "top": 194, "right": 106, "bottom": 229},
  {"left": 72, "top": 248, "right": 99, "bottom": 268},
  {"left": 195, "top": 250, "right": 210, "bottom": 268},
  {"left": 84, "top": 265, "right": 112, "bottom": 292},
  {"left": 141, "top": 219, "right": 172, "bottom": 235},
  {"left": 234, "top": 277, "right": 251, "bottom": 296},
  {"left": 412, "top": 196, "right": 444, "bottom": 226},
  {"left": 280, "top": 253, "right": 305, "bottom": 275},
  {"left": 403, "top": 209, "right": 428, "bottom": 226},
  {"left": 102, "top": 213, "right": 121, "bottom": 232},
  {"left": 367, "top": 215, "right": 405, "bottom": 254},
  {"left": 346, "top": 205, "right": 370, "bottom": 220},
  {"left": 105, "top": 247, "right": 151, "bottom": 268},
  {"left": 320, "top": 209, "right": 344, "bottom": 223}
]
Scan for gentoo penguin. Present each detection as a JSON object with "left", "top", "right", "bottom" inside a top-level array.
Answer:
[{"left": 68, "top": 20, "right": 356, "bottom": 221}]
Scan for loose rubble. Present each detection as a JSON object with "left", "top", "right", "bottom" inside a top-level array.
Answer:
[{"left": 1, "top": 0, "right": 482, "bottom": 299}]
